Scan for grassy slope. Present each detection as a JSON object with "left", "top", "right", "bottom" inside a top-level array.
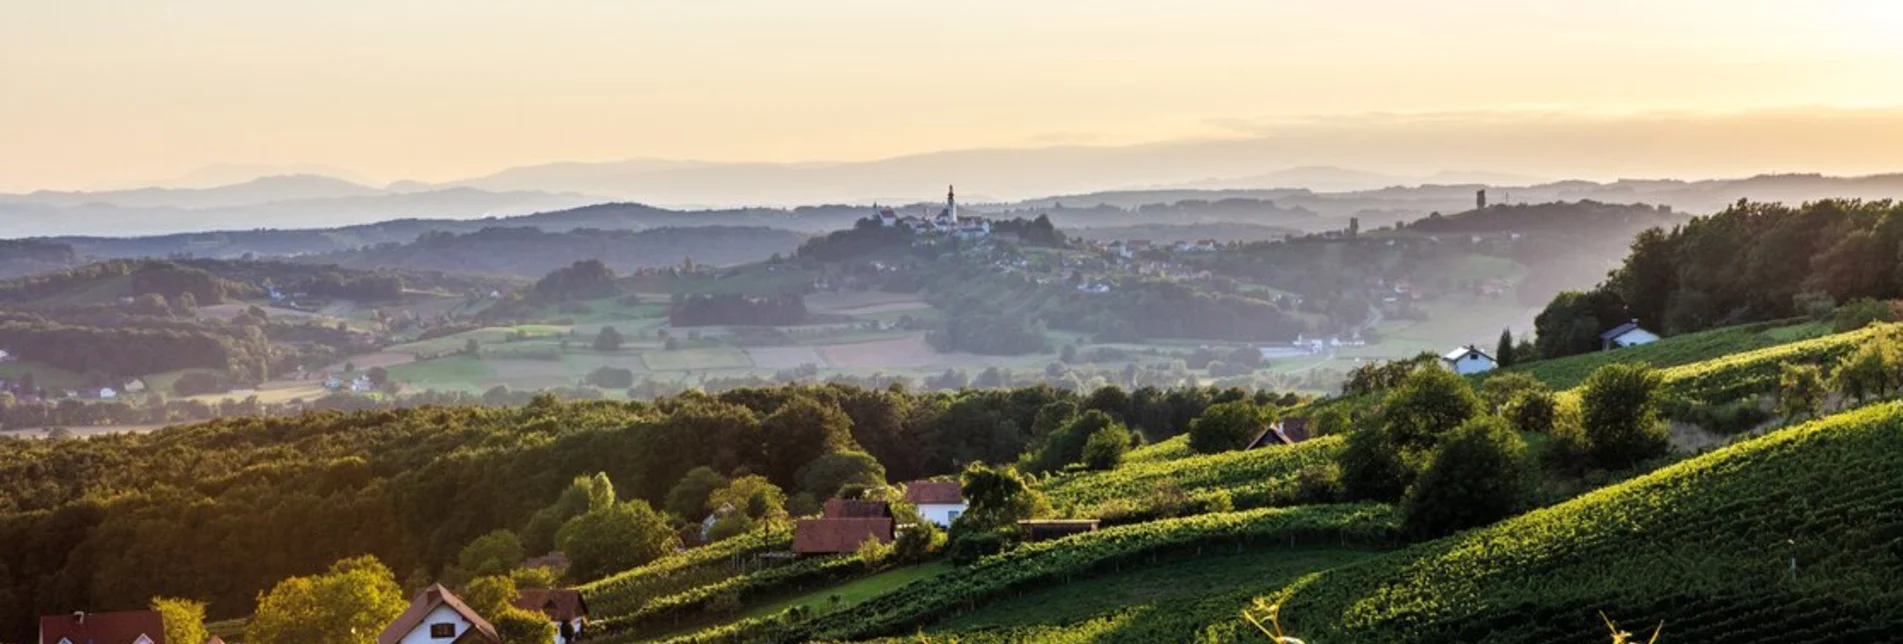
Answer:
[
  {"left": 1507, "top": 319, "right": 1830, "bottom": 390},
  {"left": 1039, "top": 435, "right": 1343, "bottom": 517},
  {"left": 1203, "top": 402, "right": 1903, "bottom": 644},
  {"left": 912, "top": 549, "right": 1376, "bottom": 643}
]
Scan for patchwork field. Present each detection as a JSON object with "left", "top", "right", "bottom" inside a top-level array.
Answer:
[
  {"left": 743, "top": 346, "right": 825, "bottom": 370},
  {"left": 640, "top": 347, "right": 753, "bottom": 371},
  {"left": 818, "top": 336, "right": 941, "bottom": 368}
]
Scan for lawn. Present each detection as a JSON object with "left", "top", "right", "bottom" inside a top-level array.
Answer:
[
  {"left": 386, "top": 355, "right": 498, "bottom": 390},
  {"left": 740, "top": 561, "right": 951, "bottom": 622},
  {"left": 0, "top": 360, "right": 88, "bottom": 391},
  {"left": 927, "top": 549, "right": 1375, "bottom": 641}
]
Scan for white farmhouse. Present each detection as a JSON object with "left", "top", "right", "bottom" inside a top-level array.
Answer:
[
  {"left": 901, "top": 480, "right": 967, "bottom": 528},
  {"left": 1441, "top": 345, "right": 1497, "bottom": 376},
  {"left": 1600, "top": 320, "right": 1660, "bottom": 350},
  {"left": 377, "top": 584, "right": 500, "bottom": 644}
]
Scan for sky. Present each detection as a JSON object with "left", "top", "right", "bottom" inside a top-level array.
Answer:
[{"left": 5, "top": 0, "right": 1903, "bottom": 191}]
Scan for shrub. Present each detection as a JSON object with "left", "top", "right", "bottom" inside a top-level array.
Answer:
[
  {"left": 1579, "top": 364, "right": 1670, "bottom": 470},
  {"left": 945, "top": 529, "right": 1010, "bottom": 565},
  {"left": 1081, "top": 422, "right": 1132, "bottom": 470},
  {"left": 1402, "top": 415, "right": 1531, "bottom": 537},
  {"left": 1505, "top": 389, "right": 1559, "bottom": 434},
  {"left": 1340, "top": 426, "right": 1411, "bottom": 502}
]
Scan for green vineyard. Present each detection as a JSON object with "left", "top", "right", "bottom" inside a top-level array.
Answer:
[
  {"left": 1038, "top": 435, "right": 1345, "bottom": 521},
  {"left": 577, "top": 525, "right": 793, "bottom": 620},
  {"left": 1211, "top": 402, "right": 1903, "bottom": 643},
  {"left": 1509, "top": 319, "right": 1829, "bottom": 390},
  {"left": 663, "top": 504, "right": 1399, "bottom": 643}
]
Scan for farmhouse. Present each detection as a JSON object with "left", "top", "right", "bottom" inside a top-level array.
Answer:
[
  {"left": 900, "top": 480, "right": 967, "bottom": 527},
  {"left": 39, "top": 610, "right": 166, "bottom": 644},
  {"left": 1246, "top": 417, "right": 1311, "bottom": 449},
  {"left": 1441, "top": 345, "right": 1497, "bottom": 375},
  {"left": 511, "top": 588, "right": 588, "bottom": 644},
  {"left": 794, "top": 499, "right": 896, "bottom": 554},
  {"left": 1601, "top": 319, "right": 1660, "bottom": 350},
  {"left": 377, "top": 584, "right": 501, "bottom": 644}
]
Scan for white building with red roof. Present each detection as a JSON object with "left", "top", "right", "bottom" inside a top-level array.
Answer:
[{"left": 901, "top": 480, "right": 968, "bottom": 527}]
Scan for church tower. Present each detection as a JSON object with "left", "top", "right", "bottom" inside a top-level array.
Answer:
[{"left": 946, "top": 185, "right": 958, "bottom": 221}]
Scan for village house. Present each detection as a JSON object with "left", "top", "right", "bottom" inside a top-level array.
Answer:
[
  {"left": 511, "top": 588, "right": 588, "bottom": 644},
  {"left": 900, "top": 480, "right": 967, "bottom": 527},
  {"left": 1441, "top": 345, "right": 1497, "bottom": 375},
  {"left": 1245, "top": 417, "right": 1311, "bottom": 449},
  {"left": 39, "top": 611, "right": 166, "bottom": 644},
  {"left": 1600, "top": 319, "right": 1660, "bottom": 350},
  {"left": 377, "top": 584, "right": 501, "bottom": 644},
  {"left": 794, "top": 499, "right": 895, "bottom": 554}
]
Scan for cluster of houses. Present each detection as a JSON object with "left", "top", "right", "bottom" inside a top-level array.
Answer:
[
  {"left": 35, "top": 585, "right": 590, "bottom": 644},
  {"left": 1441, "top": 319, "right": 1659, "bottom": 376},
  {"left": 875, "top": 186, "right": 991, "bottom": 239},
  {"left": 1103, "top": 239, "right": 1220, "bottom": 259}
]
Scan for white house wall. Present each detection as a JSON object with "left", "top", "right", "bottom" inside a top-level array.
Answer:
[
  {"left": 917, "top": 503, "right": 967, "bottom": 527},
  {"left": 397, "top": 604, "right": 473, "bottom": 644}
]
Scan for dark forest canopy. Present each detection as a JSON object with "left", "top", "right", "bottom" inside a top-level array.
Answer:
[
  {"left": 1533, "top": 199, "right": 1903, "bottom": 358},
  {"left": 0, "top": 382, "right": 1296, "bottom": 640}
]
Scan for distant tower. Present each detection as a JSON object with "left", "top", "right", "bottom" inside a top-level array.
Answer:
[
  {"left": 947, "top": 185, "right": 958, "bottom": 220},
  {"left": 1476, "top": 189, "right": 1488, "bottom": 210}
]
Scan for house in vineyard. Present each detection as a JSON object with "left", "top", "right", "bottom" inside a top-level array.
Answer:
[
  {"left": 377, "top": 584, "right": 500, "bottom": 644},
  {"left": 38, "top": 610, "right": 165, "bottom": 644},
  {"left": 794, "top": 499, "right": 896, "bottom": 554},
  {"left": 1601, "top": 319, "right": 1660, "bottom": 350},
  {"left": 901, "top": 480, "right": 967, "bottom": 527}
]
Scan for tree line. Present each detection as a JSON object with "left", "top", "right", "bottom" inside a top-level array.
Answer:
[{"left": 1534, "top": 199, "right": 1903, "bottom": 359}]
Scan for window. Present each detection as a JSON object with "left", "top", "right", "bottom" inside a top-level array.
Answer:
[
  {"left": 430, "top": 623, "right": 457, "bottom": 638},
  {"left": 947, "top": 510, "right": 961, "bottom": 521}
]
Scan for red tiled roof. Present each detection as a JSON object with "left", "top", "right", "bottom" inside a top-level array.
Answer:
[
  {"left": 512, "top": 588, "right": 588, "bottom": 622},
  {"left": 901, "top": 481, "right": 964, "bottom": 505},
  {"left": 38, "top": 611, "right": 166, "bottom": 644},
  {"left": 376, "top": 584, "right": 500, "bottom": 644},
  {"left": 823, "top": 499, "right": 892, "bottom": 519},
  {"left": 794, "top": 518, "right": 894, "bottom": 553}
]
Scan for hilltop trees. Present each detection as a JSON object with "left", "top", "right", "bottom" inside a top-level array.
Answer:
[
  {"left": 533, "top": 260, "right": 617, "bottom": 302},
  {"left": 1537, "top": 200, "right": 1903, "bottom": 355}
]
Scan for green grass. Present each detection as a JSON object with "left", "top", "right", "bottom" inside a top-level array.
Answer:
[
  {"left": 1040, "top": 436, "right": 1344, "bottom": 521},
  {"left": 384, "top": 355, "right": 496, "bottom": 391},
  {"left": 640, "top": 347, "right": 753, "bottom": 371},
  {"left": 916, "top": 549, "right": 1375, "bottom": 643},
  {"left": 737, "top": 561, "right": 950, "bottom": 622},
  {"left": 1203, "top": 402, "right": 1903, "bottom": 644},
  {"left": 621, "top": 269, "right": 816, "bottom": 297},
  {"left": 141, "top": 368, "right": 222, "bottom": 396},
  {"left": 0, "top": 360, "right": 88, "bottom": 391},
  {"left": 1508, "top": 319, "right": 1832, "bottom": 390}
]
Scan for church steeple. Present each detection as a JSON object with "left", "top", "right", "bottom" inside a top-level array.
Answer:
[{"left": 946, "top": 185, "right": 957, "bottom": 220}]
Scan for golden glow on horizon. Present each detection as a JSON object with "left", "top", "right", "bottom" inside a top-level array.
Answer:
[{"left": 3, "top": 0, "right": 1903, "bottom": 191}]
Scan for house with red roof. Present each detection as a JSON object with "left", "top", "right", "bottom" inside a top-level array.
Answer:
[
  {"left": 511, "top": 589, "right": 588, "bottom": 644},
  {"left": 377, "top": 584, "right": 500, "bottom": 644},
  {"left": 39, "top": 611, "right": 165, "bottom": 644},
  {"left": 901, "top": 480, "right": 968, "bottom": 527},
  {"left": 794, "top": 499, "right": 895, "bottom": 554}
]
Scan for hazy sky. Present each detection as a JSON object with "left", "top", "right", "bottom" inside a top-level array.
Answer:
[{"left": 5, "top": 0, "right": 1903, "bottom": 191}]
